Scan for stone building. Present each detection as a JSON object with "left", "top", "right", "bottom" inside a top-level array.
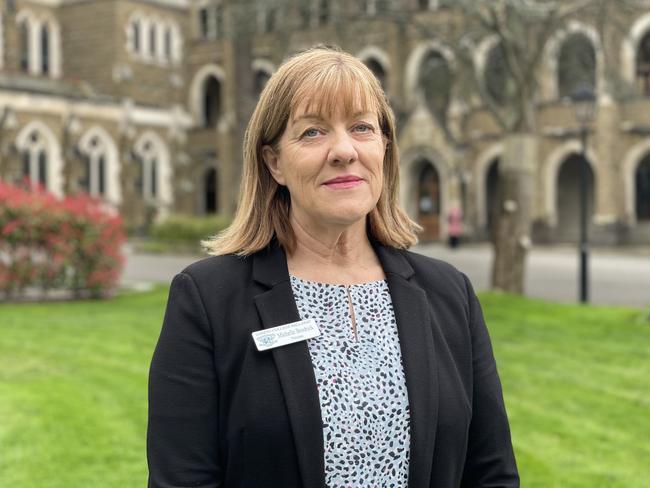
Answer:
[
  {"left": 0, "top": 0, "right": 192, "bottom": 231},
  {"left": 2, "top": 0, "right": 650, "bottom": 244}
]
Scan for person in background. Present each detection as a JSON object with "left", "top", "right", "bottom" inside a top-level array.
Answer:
[
  {"left": 147, "top": 45, "right": 519, "bottom": 488},
  {"left": 447, "top": 202, "right": 463, "bottom": 249}
]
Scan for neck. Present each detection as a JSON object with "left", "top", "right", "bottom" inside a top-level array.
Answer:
[{"left": 287, "top": 211, "right": 375, "bottom": 270}]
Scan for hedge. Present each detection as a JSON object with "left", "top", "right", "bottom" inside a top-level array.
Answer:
[
  {"left": 149, "top": 214, "right": 231, "bottom": 245},
  {"left": 0, "top": 181, "right": 125, "bottom": 299}
]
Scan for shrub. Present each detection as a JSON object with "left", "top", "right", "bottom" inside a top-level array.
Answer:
[
  {"left": 149, "top": 214, "right": 230, "bottom": 245},
  {"left": 0, "top": 181, "right": 126, "bottom": 299}
]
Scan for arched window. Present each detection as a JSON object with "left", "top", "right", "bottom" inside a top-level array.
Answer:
[
  {"left": 127, "top": 14, "right": 180, "bottom": 65},
  {"left": 198, "top": 4, "right": 223, "bottom": 39},
  {"left": 19, "top": 20, "right": 29, "bottom": 72},
  {"left": 41, "top": 23, "right": 50, "bottom": 75},
  {"left": 558, "top": 33, "right": 596, "bottom": 99},
  {"left": 253, "top": 70, "right": 270, "bottom": 97},
  {"left": 20, "top": 130, "right": 49, "bottom": 189},
  {"left": 131, "top": 19, "right": 141, "bottom": 53},
  {"left": 215, "top": 5, "right": 224, "bottom": 37},
  {"left": 79, "top": 135, "right": 109, "bottom": 198},
  {"left": 419, "top": 51, "right": 452, "bottom": 123},
  {"left": 134, "top": 138, "right": 161, "bottom": 201},
  {"left": 198, "top": 7, "right": 209, "bottom": 38},
  {"left": 149, "top": 23, "right": 157, "bottom": 57},
  {"left": 164, "top": 26, "right": 172, "bottom": 60},
  {"left": 365, "top": 58, "right": 387, "bottom": 90},
  {"left": 636, "top": 155, "right": 650, "bottom": 221},
  {"left": 636, "top": 31, "right": 650, "bottom": 96},
  {"left": 485, "top": 42, "right": 510, "bottom": 105},
  {"left": 203, "top": 76, "right": 221, "bottom": 127},
  {"left": 416, "top": 161, "right": 441, "bottom": 241}
]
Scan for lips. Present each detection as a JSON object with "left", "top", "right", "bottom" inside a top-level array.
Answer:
[{"left": 322, "top": 175, "right": 364, "bottom": 189}]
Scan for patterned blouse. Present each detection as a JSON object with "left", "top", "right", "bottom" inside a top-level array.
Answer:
[{"left": 290, "top": 275, "right": 411, "bottom": 488}]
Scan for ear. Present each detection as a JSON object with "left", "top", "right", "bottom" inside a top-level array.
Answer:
[{"left": 262, "top": 145, "right": 286, "bottom": 185}]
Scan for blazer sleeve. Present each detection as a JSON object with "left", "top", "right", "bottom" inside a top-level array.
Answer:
[
  {"left": 147, "top": 272, "right": 222, "bottom": 488},
  {"left": 460, "top": 274, "right": 520, "bottom": 488}
]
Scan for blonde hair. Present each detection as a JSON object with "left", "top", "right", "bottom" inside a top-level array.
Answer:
[{"left": 203, "top": 45, "right": 420, "bottom": 256}]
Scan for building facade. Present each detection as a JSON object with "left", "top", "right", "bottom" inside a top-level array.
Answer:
[{"left": 2, "top": 0, "right": 650, "bottom": 244}]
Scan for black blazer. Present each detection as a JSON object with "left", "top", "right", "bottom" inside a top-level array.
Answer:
[{"left": 147, "top": 241, "right": 519, "bottom": 488}]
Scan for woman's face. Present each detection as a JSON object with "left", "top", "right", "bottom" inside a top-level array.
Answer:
[{"left": 263, "top": 100, "right": 387, "bottom": 232}]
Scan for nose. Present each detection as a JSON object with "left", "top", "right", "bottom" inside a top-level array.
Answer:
[{"left": 327, "top": 129, "right": 358, "bottom": 165}]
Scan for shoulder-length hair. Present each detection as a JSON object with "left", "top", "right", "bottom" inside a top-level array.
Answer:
[{"left": 203, "top": 45, "right": 420, "bottom": 256}]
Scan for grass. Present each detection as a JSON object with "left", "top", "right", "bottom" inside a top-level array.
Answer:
[
  {"left": 480, "top": 293, "right": 650, "bottom": 487},
  {"left": 1, "top": 289, "right": 649, "bottom": 487},
  {"left": 0, "top": 289, "right": 166, "bottom": 488}
]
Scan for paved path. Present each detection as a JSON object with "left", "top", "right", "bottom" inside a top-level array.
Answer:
[{"left": 121, "top": 243, "right": 650, "bottom": 307}]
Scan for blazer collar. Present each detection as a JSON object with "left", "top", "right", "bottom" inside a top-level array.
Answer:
[
  {"left": 252, "top": 240, "right": 290, "bottom": 288},
  {"left": 252, "top": 239, "right": 437, "bottom": 488},
  {"left": 371, "top": 239, "right": 415, "bottom": 280}
]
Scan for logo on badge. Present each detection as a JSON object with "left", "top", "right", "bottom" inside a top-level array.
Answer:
[{"left": 258, "top": 334, "right": 277, "bottom": 347}]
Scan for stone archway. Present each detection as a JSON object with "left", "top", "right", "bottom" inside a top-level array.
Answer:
[
  {"left": 415, "top": 160, "right": 441, "bottom": 241},
  {"left": 364, "top": 57, "right": 387, "bottom": 90},
  {"left": 189, "top": 64, "right": 225, "bottom": 126},
  {"left": 556, "top": 153, "right": 595, "bottom": 242},
  {"left": 203, "top": 76, "right": 221, "bottom": 128}
]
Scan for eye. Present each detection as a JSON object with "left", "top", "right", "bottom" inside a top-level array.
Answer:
[
  {"left": 301, "top": 127, "right": 322, "bottom": 138},
  {"left": 352, "top": 123, "right": 374, "bottom": 133}
]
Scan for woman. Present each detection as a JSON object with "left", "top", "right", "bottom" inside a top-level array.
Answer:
[{"left": 148, "top": 46, "right": 519, "bottom": 488}]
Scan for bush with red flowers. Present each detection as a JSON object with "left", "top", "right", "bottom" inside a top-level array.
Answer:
[{"left": 0, "top": 181, "right": 126, "bottom": 300}]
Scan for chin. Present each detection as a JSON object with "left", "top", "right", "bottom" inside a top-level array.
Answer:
[{"left": 324, "top": 205, "right": 373, "bottom": 227}]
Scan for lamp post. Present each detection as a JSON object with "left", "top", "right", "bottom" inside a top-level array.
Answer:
[{"left": 570, "top": 85, "right": 596, "bottom": 304}]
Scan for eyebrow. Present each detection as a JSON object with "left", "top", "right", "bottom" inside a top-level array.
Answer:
[{"left": 291, "top": 112, "right": 376, "bottom": 124}]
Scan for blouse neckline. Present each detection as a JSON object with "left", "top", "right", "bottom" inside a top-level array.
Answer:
[{"left": 289, "top": 274, "right": 387, "bottom": 288}]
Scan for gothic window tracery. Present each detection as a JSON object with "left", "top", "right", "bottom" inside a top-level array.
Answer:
[
  {"left": 558, "top": 33, "right": 596, "bottom": 98},
  {"left": 20, "top": 130, "right": 49, "bottom": 189},
  {"left": 419, "top": 50, "right": 451, "bottom": 123},
  {"left": 484, "top": 42, "right": 510, "bottom": 105},
  {"left": 79, "top": 134, "right": 110, "bottom": 198},
  {"left": 134, "top": 136, "right": 163, "bottom": 201}
]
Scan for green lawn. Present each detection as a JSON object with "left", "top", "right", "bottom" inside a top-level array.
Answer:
[{"left": 1, "top": 289, "right": 649, "bottom": 487}]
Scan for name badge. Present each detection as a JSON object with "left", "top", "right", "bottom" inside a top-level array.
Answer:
[{"left": 252, "top": 318, "right": 321, "bottom": 351}]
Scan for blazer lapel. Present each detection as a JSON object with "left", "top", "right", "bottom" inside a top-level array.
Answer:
[
  {"left": 374, "top": 244, "right": 439, "bottom": 488},
  {"left": 252, "top": 244, "right": 325, "bottom": 488}
]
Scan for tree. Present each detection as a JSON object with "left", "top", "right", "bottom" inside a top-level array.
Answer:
[{"left": 453, "top": 0, "right": 592, "bottom": 294}]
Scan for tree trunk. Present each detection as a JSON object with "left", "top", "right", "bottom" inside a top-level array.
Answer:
[{"left": 491, "top": 133, "right": 537, "bottom": 294}]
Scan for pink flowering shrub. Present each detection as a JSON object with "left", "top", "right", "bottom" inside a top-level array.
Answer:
[{"left": 0, "top": 181, "right": 125, "bottom": 299}]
